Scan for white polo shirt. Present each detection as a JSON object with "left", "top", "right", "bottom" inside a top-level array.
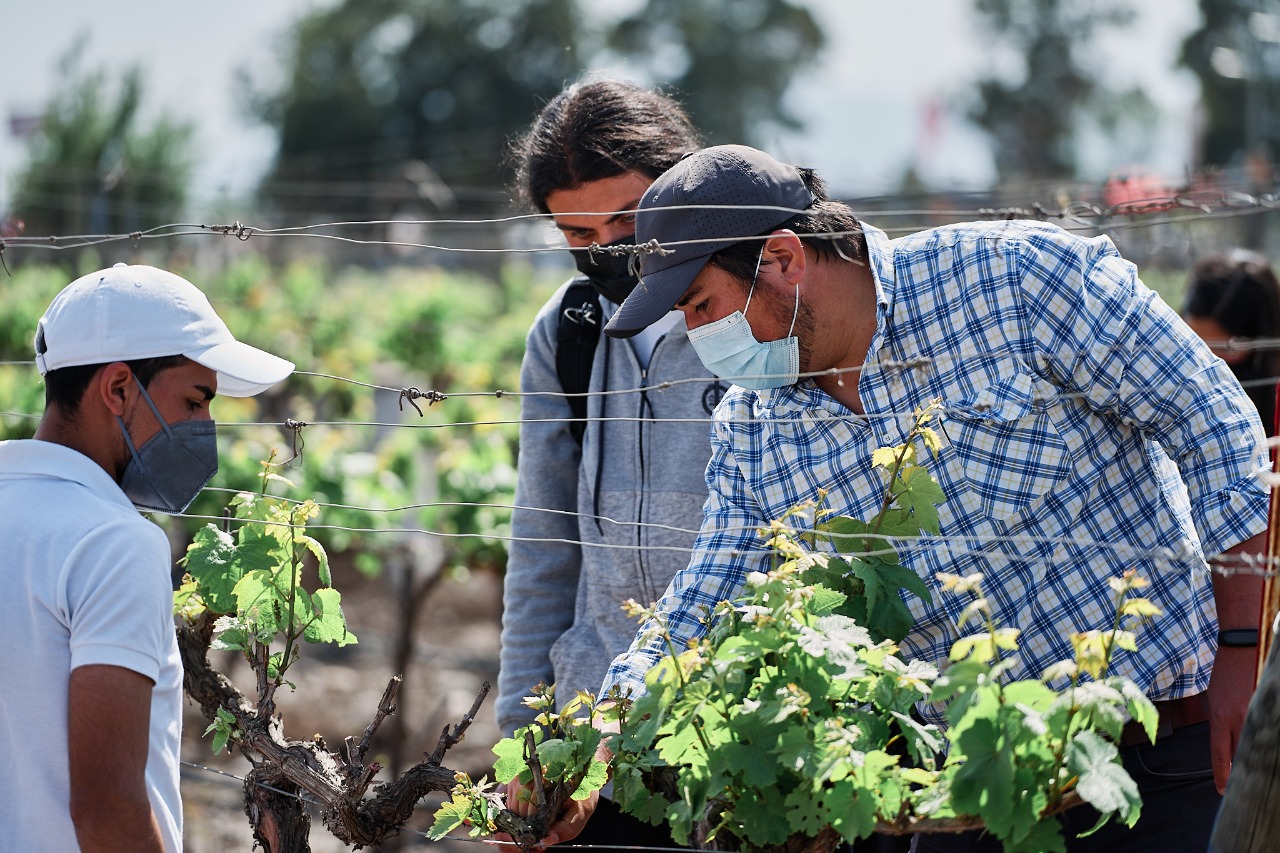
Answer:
[{"left": 0, "top": 439, "right": 182, "bottom": 852}]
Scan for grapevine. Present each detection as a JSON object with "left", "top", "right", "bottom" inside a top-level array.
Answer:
[{"left": 436, "top": 403, "right": 1162, "bottom": 853}]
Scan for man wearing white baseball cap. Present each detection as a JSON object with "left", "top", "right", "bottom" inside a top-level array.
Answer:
[{"left": 0, "top": 263, "right": 292, "bottom": 851}]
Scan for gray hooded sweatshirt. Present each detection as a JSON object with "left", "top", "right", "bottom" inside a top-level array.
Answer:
[{"left": 497, "top": 280, "right": 723, "bottom": 734}]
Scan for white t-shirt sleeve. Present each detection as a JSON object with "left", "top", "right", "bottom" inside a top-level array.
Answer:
[{"left": 60, "top": 520, "right": 173, "bottom": 683}]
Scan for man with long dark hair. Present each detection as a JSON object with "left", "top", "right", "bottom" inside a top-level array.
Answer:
[{"left": 498, "top": 79, "right": 716, "bottom": 847}]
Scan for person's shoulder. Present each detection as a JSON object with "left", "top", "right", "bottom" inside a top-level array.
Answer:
[
  {"left": 711, "top": 385, "right": 765, "bottom": 427},
  {"left": 526, "top": 276, "right": 593, "bottom": 337},
  {"left": 896, "top": 219, "right": 1070, "bottom": 251}
]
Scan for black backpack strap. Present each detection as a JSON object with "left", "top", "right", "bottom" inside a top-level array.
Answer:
[{"left": 556, "top": 278, "right": 603, "bottom": 446}]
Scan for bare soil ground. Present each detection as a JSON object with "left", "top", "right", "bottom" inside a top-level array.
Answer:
[{"left": 180, "top": 557, "right": 507, "bottom": 852}]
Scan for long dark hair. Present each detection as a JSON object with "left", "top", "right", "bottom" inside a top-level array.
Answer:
[
  {"left": 508, "top": 78, "right": 702, "bottom": 213},
  {"left": 1183, "top": 249, "right": 1280, "bottom": 434}
]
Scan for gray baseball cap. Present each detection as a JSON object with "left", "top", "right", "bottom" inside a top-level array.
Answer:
[{"left": 604, "top": 144, "right": 816, "bottom": 339}]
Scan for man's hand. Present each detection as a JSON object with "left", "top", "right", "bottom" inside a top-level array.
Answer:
[
  {"left": 1208, "top": 530, "right": 1267, "bottom": 794},
  {"left": 493, "top": 740, "right": 610, "bottom": 851},
  {"left": 1207, "top": 644, "right": 1257, "bottom": 793}
]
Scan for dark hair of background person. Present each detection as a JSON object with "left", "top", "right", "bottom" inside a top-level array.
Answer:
[
  {"left": 1183, "top": 249, "right": 1280, "bottom": 435},
  {"left": 44, "top": 355, "right": 189, "bottom": 416},
  {"left": 706, "top": 167, "right": 867, "bottom": 284},
  {"left": 508, "top": 78, "right": 703, "bottom": 213}
]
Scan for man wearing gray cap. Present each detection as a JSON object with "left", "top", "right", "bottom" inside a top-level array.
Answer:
[
  {"left": 0, "top": 264, "right": 293, "bottom": 851},
  {"left": 599, "top": 146, "right": 1268, "bottom": 850}
]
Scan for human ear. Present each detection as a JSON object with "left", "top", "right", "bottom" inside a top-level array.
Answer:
[
  {"left": 763, "top": 230, "right": 807, "bottom": 286},
  {"left": 98, "top": 363, "right": 134, "bottom": 417}
]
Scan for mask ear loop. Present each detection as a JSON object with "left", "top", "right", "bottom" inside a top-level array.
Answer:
[
  {"left": 132, "top": 377, "right": 176, "bottom": 440},
  {"left": 745, "top": 241, "right": 800, "bottom": 337},
  {"left": 787, "top": 276, "right": 800, "bottom": 338},
  {"left": 116, "top": 378, "right": 175, "bottom": 475}
]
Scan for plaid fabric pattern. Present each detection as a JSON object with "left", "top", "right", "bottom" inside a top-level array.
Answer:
[{"left": 603, "top": 221, "right": 1270, "bottom": 725}]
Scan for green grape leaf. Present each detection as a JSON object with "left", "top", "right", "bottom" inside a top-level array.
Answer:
[
  {"left": 492, "top": 734, "right": 530, "bottom": 784},
  {"left": 571, "top": 754, "right": 610, "bottom": 800},
  {"left": 1067, "top": 730, "right": 1141, "bottom": 824},
  {"left": 233, "top": 569, "right": 286, "bottom": 636},
  {"left": 797, "top": 615, "right": 871, "bottom": 677},
  {"left": 805, "top": 585, "right": 847, "bottom": 617},
  {"left": 236, "top": 523, "right": 289, "bottom": 572},
  {"left": 1051, "top": 681, "right": 1127, "bottom": 741},
  {"left": 720, "top": 740, "right": 781, "bottom": 788},
  {"left": 1011, "top": 819, "right": 1068, "bottom": 853},
  {"left": 305, "top": 588, "right": 356, "bottom": 646},
  {"left": 613, "top": 763, "right": 671, "bottom": 825},
  {"left": 733, "top": 787, "right": 791, "bottom": 846},
  {"left": 815, "top": 515, "right": 875, "bottom": 553},
  {"left": 894, "top": 466, "right": 944, "bottom": 534},
  {"left": 784, "top": 784, "right": 828, "bottom": 836},
  {"left": 428, "top": 796, "right": 476, "bottom": 840},
  {"left": 871, "top": 508, "right": 921, "bottom": 540},
  {"left": 211, "top": 726, "right": 231, "bottom": 755},
  {"left": 824, "top": 779, "right": 878, "bottom": 843},
  {"left": 182, "top": 526, "right": 244, "bottom": 614},
  {"left": 1113, "top": 678, "right": 1159, "bottom": 745},
  {"left": 950, "top": 717, "right": 1015, "bottom": 835},
  {"left": 890, "top": 710, "right": 943, "bottom": 766},
  {"left": 655, "top": 717, "right": 708, "bottom": 772},
  {"left": 298, "top": 534, "right": 332, "bottom": 586},
  {"left": 536, "top": 738, "right": 578, "bottom": 780}
]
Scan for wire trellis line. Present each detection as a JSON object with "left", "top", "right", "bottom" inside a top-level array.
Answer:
[
  {"left": 12, "top": 341, "right": 1280, "bottom": 415},
  {"left": 4, "top": 187, "right": 1280, "bottom": 254},
  {"left": 171, "top": 507, "right": 1279, "bottom": 579}
]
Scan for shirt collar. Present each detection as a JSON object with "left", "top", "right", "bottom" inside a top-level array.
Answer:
[
  {"left": 860, "top": 221, "right": 895, "bottom": 312},
  {"left": 0, "top": 439, "right": 135, "bottom": 512}
]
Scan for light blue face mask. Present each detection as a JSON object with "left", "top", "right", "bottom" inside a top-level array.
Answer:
[
  {"left": 116, "top": 378, "right": 219, "bottom": 514},
  {"left": 685, "top": 247, "right": 801, "bottom": 390}
]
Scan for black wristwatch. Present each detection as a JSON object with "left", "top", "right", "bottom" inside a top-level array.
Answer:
[{"left": 1218, "top": 628, "right": 1260, "bottom": 647}]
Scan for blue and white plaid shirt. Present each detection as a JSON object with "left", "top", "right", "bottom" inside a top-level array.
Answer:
[{"left": 603, "top": 220, "right": 1270, "bottom": 724}]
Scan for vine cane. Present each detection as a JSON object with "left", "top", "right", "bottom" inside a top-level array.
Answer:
[{"left": 1257, "top": 381, "right": 1280, "bottom": 685}]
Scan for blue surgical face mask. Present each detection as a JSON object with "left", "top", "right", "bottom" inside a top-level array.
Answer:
[
  {"left": 116, "top": 378, "right": 219, "bottom": 514},
  {"left": 685, "top": 247, "right": 801, "bottom": 390}
]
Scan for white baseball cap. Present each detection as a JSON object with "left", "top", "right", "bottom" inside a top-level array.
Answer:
[{"left": 35, "top": 263, "right": 294, "bottom": 397}]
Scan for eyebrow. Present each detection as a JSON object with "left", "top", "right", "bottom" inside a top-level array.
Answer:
[
  {"left": 674, "top": 283, "right": 705, "bottom": 309},
  {"left": 553, "top": 199, "right": 643, "bottom": 232}
]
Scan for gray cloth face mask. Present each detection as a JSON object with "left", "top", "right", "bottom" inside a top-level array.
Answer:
[{"left": 116, "top": 378, "right": 218, "bottom": 514}]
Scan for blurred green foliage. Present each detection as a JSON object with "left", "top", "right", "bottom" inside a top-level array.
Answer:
[
  {"left": 2, "top": 256, "right": 559, "bottom": 576},
  {"left": 10, "top": 44, "right": 192, "bottom": 240}
]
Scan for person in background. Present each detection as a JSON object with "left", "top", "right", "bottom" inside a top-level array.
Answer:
[
  {"left": 1182, "top": 249, "right": 1280, "bottom": 436},
  {"left": 496, "top": 78, "right": 716, "bottom": 848},
  {"left": 0, "top": 263, "right": 292, "bottom": 851}
]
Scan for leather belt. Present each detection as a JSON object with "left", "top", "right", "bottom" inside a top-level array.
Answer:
[{"left": 1119, "top": 692, "right": 1209, "bottom": 748}]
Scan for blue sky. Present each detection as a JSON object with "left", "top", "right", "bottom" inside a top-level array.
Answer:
[{"left": 2, "top": 0, "right": 1201, "bottom": 217}]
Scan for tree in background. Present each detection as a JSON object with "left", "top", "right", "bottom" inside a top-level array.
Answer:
[
  {"left": 1181, "top": 0, "right": 1280, "bottom": 171},
  {"left": 605, "top": 0, "right": 824, "bottom": 145},
  {"left": 965, "top": 0, "right": 1155, "bottom": 182},
  {"left": 251, "top": 0, "right": 585, "bottom": 221},
  {"left": 251, "top": 0, "right": 824, "bottom": 222},
  {"left": 10, "top": 42, "right": 192, "bottom": 244}
]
